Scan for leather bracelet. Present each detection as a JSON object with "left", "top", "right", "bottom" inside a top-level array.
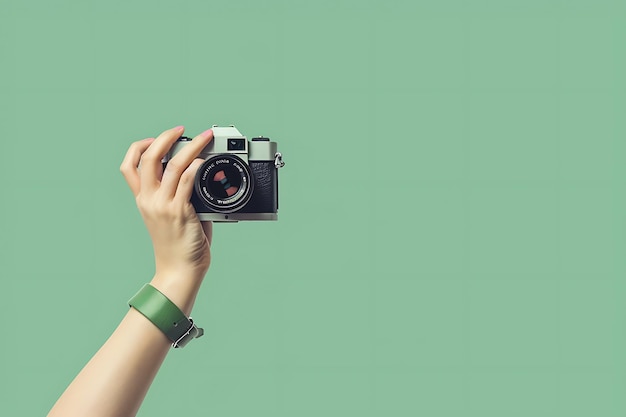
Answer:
[{"left": 128, "top": 283, "right": 204, "bottom": 348}]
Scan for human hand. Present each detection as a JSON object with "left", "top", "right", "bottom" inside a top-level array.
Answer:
[{"left": 120, "top": 125, "right": 214, "bottom": 283}]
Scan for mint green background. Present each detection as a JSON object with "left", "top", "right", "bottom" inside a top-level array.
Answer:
[{"left": 1, "top": 1, "right": 625, "bottom": 416}]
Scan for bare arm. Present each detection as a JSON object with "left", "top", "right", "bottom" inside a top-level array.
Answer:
[
  {"left": 48, "top": 125, "right": 215, "bottom": 417},
  {"left": 47, "top": 274, "right": 201, "bottom": 417}
]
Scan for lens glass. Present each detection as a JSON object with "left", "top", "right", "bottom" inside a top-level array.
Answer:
[
  {"left": 195, "top": 155, "right": 253, "bottom": 212},
  {"left": 207, "top": 165, "right": 243, "bottom": 198}
]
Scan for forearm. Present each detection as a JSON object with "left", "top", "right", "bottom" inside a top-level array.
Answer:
[{"left": 47, "top": 274, "right": 203, "bottom": 417}]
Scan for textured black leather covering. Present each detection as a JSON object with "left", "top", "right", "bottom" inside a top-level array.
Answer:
[{"left": 240, "top": 161, "right": 278, "bottom": 213}]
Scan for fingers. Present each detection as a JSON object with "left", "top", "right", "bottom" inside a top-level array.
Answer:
[
  {"left": 119, "top": 138, "right": 156, "bottom": 197},
  {"left": 173, "top": 158, "right": 206, "bottom": 205},
  {"left": 139, "top": 125, "right": 186, "bottom": 194},
  {"left": 160, "top": 128, "right": 213, "bottom": 199}
]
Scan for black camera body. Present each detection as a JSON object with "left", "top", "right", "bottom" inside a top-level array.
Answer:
[{"left": 163, "top": 125, "right": 285, "bottom": 222}]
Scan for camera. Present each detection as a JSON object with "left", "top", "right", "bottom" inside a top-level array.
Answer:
[{"left": 163, "top": 125, "right": 285, "bottom": 222}]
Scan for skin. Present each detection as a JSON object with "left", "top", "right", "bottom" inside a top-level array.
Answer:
[{"left": 47, "top": 125, "right": 215, "bottom": 417}]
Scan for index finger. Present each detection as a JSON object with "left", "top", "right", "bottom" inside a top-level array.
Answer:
[
  {"left": 160, "top": 128, "right": 213, "bottom": 199},
  {"left": 139, "top": 125, "right": 186, "bottom": 193}
]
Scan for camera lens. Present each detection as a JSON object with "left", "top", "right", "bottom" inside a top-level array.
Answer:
[{"left": 195, "top": 155, "right": 254, "bottom": 212}]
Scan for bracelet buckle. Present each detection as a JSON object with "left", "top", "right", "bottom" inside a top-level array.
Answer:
[{"left": 172, "top": 317, "right": 205, "bottom": 349}]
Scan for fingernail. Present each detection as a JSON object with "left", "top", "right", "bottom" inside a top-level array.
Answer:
[
  {"left": 200, "top": 128, "right": 213, "bottom": 138},
  {"left": 173, "top": 125, "right": 184, "bottom": 132}
]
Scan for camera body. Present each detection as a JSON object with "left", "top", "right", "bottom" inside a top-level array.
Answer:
[{"left": 163, "top": 125, "right": 284, "bottom": 222}]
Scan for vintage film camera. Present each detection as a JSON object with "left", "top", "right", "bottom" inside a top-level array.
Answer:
[{"left": 163, "top": 125, "right": 285, "bottom": 222}]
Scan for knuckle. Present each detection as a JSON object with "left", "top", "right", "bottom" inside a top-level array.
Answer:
[
  {"left": 126, "top": 141, "right": 141, "bottom": 155},
  {"left": 140, "top": 151, "right": 159, "bottom": 164},
  {"left": 165, "top": 160, "right": 183, "bottom": 175},
  {"left": 184, "top": 160, "right": 203, "bottom": 177},
  {"left": 179, "top": 172, "right": 192, "bottom": 186},
  {"left": 132, "top": 138, "right": 153, "bottom": 148},
  {"left": 153, "top": 200, "right": 177, "bottom": 219},
  {"left": 180, "top": 167, "right": 196, "bottom": 183},
  {"left": 135, "top": 194, "right": 145, "bottom": 207},
  {"left": 135, "top": 194, "right": 152, "bottom": 212}
]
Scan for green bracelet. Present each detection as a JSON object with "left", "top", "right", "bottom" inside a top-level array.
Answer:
[{"left": 128, "top": 283, "right": 204, "bottom": 348}]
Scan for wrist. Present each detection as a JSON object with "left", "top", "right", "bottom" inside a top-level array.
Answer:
[
  {"left": 149, "top": 273, "right": 204, "bottom": 316},
  {"left": 153, "top": 259, "right": 210, "bottom": 283}
]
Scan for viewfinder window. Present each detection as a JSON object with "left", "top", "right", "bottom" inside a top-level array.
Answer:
[{"left": 227, "top": 138, "right": 246, "bottom": 151}]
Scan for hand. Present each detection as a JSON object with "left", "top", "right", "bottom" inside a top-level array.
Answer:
[{"left": 120, "top": 125, "right": 214, "bottom": 282}]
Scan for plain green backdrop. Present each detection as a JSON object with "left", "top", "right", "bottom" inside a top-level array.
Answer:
[{"left": 1, "top": 1, "right": 625, "bottom": 416}]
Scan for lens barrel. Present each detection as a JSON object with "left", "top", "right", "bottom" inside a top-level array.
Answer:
[{"left": 194, "top": 155, "right": 254, "bottom": 213}]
